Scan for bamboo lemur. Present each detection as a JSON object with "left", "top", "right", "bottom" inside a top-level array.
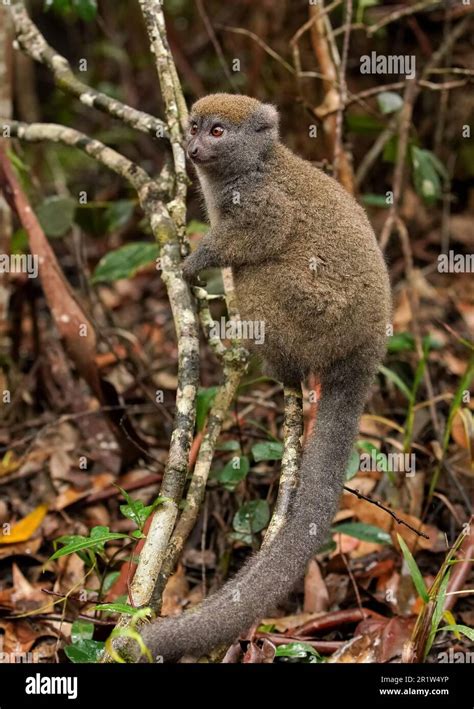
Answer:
[{"left": 140, "top": 94, "right": 391, "bottom": 661}]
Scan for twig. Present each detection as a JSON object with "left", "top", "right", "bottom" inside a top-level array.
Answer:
[
  {"left": 344, "top": 486, "right": 430, "bottom": 539},
  {"left": 367, "top": 0, "right": 442, "bottom": 36},
  {"left": 216, "top": 25, "right": 295, "bottom": 75},
  {"left": 379, "top": 79, "right": 417, "bottom": 251},
  {"left": 333, "top": 0, "right": 352, "bottom": 181},
  {"left": 196, "top": 0, "right": 239, "bottom": 92},
  {"left": 9, "top": 0, "right": 168, "bottom": 140},
  {"left": 309, "top": 1, "right": 354, "bottom": 193}
]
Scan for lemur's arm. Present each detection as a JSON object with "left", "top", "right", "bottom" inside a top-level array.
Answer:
[{"left": 182, "top": 186, "right": 293, "bottom": 282}]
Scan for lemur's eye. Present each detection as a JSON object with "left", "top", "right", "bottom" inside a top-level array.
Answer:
[
  {"left": 211, "top": 125, "right": 224, "bottom": 137},
  {"left": 190, "top": 123, "right": 198, "bottom": 135}
]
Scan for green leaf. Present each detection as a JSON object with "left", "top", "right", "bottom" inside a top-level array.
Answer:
[
  {"left": 11, "top": 228, "right": 28, "bottom": 255},
  {"left": 228, "top": 531, "right": 253, "bottom": 546},
  {"left": 345, "top": 449, "right": 360, "bottom": 480},
  {"left": 410, "top": 146, "right": 446, "bottom": 205},
  {"left": 73, "top": 0, "right": 97, "bottom": 21},
  {"left": 196, "top": 387, "right": 218, "bottom": 431},
  {"left": 361, "top": 194, "right": 390, "bottom": 208},
  {"left": 119, "top": 492, "right": 165, "bottom": 530},
  {"left": 275, "top": 642, "right": 322, "bottom": 659},
  {"left": 65, "top": 639, "right": 104, "bottom": 663},
  {"left": 379, "top": 364, "right": 412, "bottom": 400},
  {"left": 50, "top": 528, "right": 128, "bottom": 560},
  {"left": 104, "top": 200, "right": 135, "bottom": 232},
  {"left": 397, "top": 534, "right": 429, "bottom": 602},
  {"left": 92, "top": 242, "right": 159, "bottom": 284},
  {"left": 93, "top": 603, "right": 144, "bottom": 615},
  {"left": 377, "top": 91, "right": 403, "bottom": 115},
  {"left": 333, "top": 522, "right": 392, "bottom": 545},
  {"left": 388, "top": 332, "right": 415, "bottom": 353},
  {"left": 102, "top": 571, "right": 120, "bottom": 594},
  {"left": 71, "top": 619, "right": 94, "bottom": 644},
  {"left": 387, "top": 332, "right": 440, "bottom": 354},
  {"left": 439, "top": 624, "right": 474, "bottom": 642},
  {"left": 382, "top": 135, "right": 398, "bottom": 163},
  {"left": 216, "top": 440, "right": 241, "bottom": 452},
  {"left": 251, "top": 441, "right": 284, "bottom": 462},
  {"left": 346, "top": 114, "right": 384, "bottom": 135},
  {"left": 45, "top": 0, "right": 71, "bottom": 13},
  {"left": 233, "top": 500, "right": 270, "bottom": 536},
  {"left": 216, "top": 456, "right": 250, "bottom": 490},
  {"left": 37, "top": 196, "right": 76, "bottom": 238},
  {"left": 426, "top": 571, "right": 450, "bottom": 655}
]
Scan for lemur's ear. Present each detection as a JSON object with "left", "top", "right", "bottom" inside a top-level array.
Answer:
[{"left": 253, "top": 103, "right": 279, "bottom": 132}]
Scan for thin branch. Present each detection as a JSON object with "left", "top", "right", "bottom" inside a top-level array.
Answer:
[
  {"left": 9, "top": 0, "right": 168, "bottom": 140},
  {"left": 1, "top": 119, "right": 151, "bottom": 192},
  {"left": 333, "top": 0, "right": 352, "bottom": 181},
  {"left": 367, "top": 0, "right": 442, "bottom": 36},
  {"left": 344, "top": 486, "right": 430, "bottom": 539},
  {"left": 309, "top": 1, "right": 354, "bottom": 193},
  {"left": 379, "top": 79, "right": 417, "bottom": 251},
  {"left": 196, "top": 0, "right": 239, "bottom": 92},
  {"left": 262, "top": 387, "right": 303, "bottom": 546},
  {"left": 216, "top": 25, "right": 295, "bottom": 75}
]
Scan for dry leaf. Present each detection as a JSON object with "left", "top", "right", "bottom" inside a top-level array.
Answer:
[{"left": 0, "top": 505, "right": 48, "bottom": 545}]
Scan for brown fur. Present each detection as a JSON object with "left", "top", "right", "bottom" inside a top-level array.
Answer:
[
  {"left": 192, "top": 94, "right": 261, "bottom": 123},
  {"left": 139, "top": 95, "right": 391, "bottom": 662}
]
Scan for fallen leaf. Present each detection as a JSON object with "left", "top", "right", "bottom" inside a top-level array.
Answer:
[
  {"left": 0, "top": 505, "right": 48, "bottom": 545},
  {"left": 304, "top": 560, "right": 329, "bottom": 613}
]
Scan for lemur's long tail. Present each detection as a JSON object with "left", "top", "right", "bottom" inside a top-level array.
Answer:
[{"left": 140, "top": 353, "right": 376, "bottom": 662}]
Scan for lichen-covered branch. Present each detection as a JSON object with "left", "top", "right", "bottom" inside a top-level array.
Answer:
[
  {"left": 138, "top": 0, "right": 188, "bottom": 248},
  {"left": 151, "top": 341, "right": 249, "bottom": 607},
  {"left": 122, "top": 1, "right": 198, "bottom": 613},
  {"left": 1, "top": 119, "right": 151, "bottom": 192},
  {"left": 9, "top": 0, "right": 168, "bottom": 140},
  {"left": 263, "top": 387, "right": 303, "bottom": 546}
]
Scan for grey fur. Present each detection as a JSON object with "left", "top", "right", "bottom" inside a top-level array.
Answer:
[{"left": 139, "top": 94, "right": 391, "bottom": 662}]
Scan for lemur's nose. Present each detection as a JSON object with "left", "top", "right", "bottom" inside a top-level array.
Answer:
[{"left": 190, "top": 145, "right": 199, "bottom": 158}]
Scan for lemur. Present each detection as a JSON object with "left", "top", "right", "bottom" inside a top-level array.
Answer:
[{"left": 139, "top": 94, "right": 391, "bottom": 662}]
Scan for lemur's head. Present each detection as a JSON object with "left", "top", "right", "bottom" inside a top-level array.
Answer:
[{"left": 186, "top": 94, "right": 279, "bottom": 176}]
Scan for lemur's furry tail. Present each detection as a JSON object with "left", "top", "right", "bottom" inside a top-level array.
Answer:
[{"left": 140, "top": 353, "right": 377, "bottom": 662}]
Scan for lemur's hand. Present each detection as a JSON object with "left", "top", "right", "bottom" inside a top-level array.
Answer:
[{"left": 182, "top": 254, "right": 201, "bottom": 284}]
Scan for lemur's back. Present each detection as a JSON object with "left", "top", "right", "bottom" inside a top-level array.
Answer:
[{"left": 232, "top": 143, "right": 391, "bottom": 378}]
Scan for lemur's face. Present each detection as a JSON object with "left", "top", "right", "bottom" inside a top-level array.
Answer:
[
  {"left": 186, "top": 114, "right": 238, "bottom": 167},
  {"left": 186, "top": 102, "right": 278, "bottom": 175}
]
